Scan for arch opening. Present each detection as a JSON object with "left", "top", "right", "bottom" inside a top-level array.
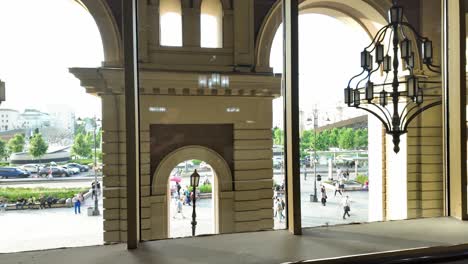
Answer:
[
  {"left": 168, "top": 159, "right": 218, "bottom": 238},
  {"left": 151, "top": 145, "right": 232, "bottom": 239},
  {"left": 269, "top": 4, "right": 410, "bottom": 227}
]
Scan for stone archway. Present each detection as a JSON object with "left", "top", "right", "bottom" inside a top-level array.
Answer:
[
  {"left": 254, "top": 0, "right": 421, "bottom": 73},
  {"left": 76, "top": 0, "right": 122, "bottom": 66},
  {"left": 150, "top": 145, "right": 234, "bottom": 239}
]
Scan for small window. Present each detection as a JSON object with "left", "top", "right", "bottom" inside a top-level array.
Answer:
[
  {"left": 160, "top": 0, "right": 182, "bottom": 47},
  {"left": 201, "top": 0, "right": 223, "bottom": 48}
]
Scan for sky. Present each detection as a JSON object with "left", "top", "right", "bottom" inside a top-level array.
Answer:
[
  {"left": 270, "top": 14, "right": 372, "bottom": 127},
  {"left": 0, "top": 0, "right": 103, "bottom": 118}
]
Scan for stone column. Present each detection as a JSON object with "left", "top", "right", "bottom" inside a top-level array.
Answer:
[{"left": 182, "top": 5, "right": 201, "bottom": 47}]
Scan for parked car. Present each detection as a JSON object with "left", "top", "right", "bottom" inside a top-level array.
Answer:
[
  {"left": 88, "top": 162, "right": 103, "bottom": 172},
  {"left": 67, "top": 163, "right": 88, "bottom": 172},
  {"left": 63, "top": 164, "right": 80, "bottom": 174},
  {"left": 61, "top": 166, "right": 78, "bottom": 175},
  {"left": 20, "top": 164, "right": 42, "bottom": 174},
  {"left": 38, "top": 166, "right": 70, "bottom": 177},
  {"left": 0, "top": 167, "right": 30, "bottom": 179}
]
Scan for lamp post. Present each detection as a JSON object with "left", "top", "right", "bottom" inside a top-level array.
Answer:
[
  {"left": 190, "top": 169, "right": 200, "bottom": 236},
  {"left": 310, "top": 109, "right": 319, "bottom": 203},
  {"left": 77, "top": 117, "right": 101, "bottom": 216}
]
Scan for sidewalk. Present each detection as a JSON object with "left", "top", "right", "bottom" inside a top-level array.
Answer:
[{"left": 0, "top": 194, "right": 103, "bottom": 253}]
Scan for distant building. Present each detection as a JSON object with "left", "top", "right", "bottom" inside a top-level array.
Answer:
[
  {"left": 0, "top": 109, "right": 20, "bottom": 131},
  {"left": 20, "top": 109, "right": 51, "bottom": 129}
]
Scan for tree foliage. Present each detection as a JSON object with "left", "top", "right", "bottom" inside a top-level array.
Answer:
[
  {"left": 8, "top": 133, "right": 25, "bottom": 153},
  {"left": 338, "top": 128, "right": 355, "bottom": 150},
  {"left": 72, "top": 133, "right": 92, "bottom": 158},
  {"left": 272, "top": 127, "right": 284, "bottom": 145},
  {"left": 29, "top": 132, "right": 49, "bottom": 159},
  {"left": 0, "top": 139, "right": 9, "bottom": 160},
  {"left": 275, "top": 127, "right": 369, "bottom": 154}
]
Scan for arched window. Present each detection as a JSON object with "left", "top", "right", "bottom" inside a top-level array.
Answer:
[
  {"left": 160, "top": 0, "right": 182, "bottom": 47},
  {"left": 201, "top": 0, "right": 223, "bottom": 48}
]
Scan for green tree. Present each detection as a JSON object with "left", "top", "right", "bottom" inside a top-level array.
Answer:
[
  {"left": 272, "top": 127, "right": 284, "bottom": 145},
  {"left": 29, "top": 132, "right": 48, "bottom": 160},
  {"left": 300, "top": 130, "right": 314, "bottom": 158},
  {"left": 0, "top": 139, "right": 9, "bottom": 160},
  {"left": 354, "top": 128, "right": 368, "bottom": 149},
  {"left": 72, "top": 133, "right": 92, "bottom": 158},
  {"left": 8, "top": 133, "right": 25, "bottom": 153},
  {"left": 329, "top": 128, "right": 340, "bottom": 148},
  {"left": 338, "top": 128, "right": 355, "bottom": 150}
]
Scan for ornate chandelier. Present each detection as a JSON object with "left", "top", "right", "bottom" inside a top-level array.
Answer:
[{"left": 344, "top": 0, "right": 441, "bottom": 153}]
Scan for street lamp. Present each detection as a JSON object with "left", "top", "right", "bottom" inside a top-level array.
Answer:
[
  {"left": 310, "top": 109, "right": 319, "bottom": 203},
  {"left": 77, "top": 116, "right": 101, "bottom": 216},
  {"left": 190, "top": 169, "right": 200, "bottom": 236}
]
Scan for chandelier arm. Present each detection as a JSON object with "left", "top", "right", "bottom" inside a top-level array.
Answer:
[
  {"left": 426, "top": 64, "right": 441, "bottom": 73},
  {"left": 368, "top": 102, "right": 392, "bottom": 127},
  {"left": 399, "top": 101, "right": 414, "bottom": 119},
  {"left": 400, "top": 102, "right": 418, "bottom": 125},
  {"left": 402, "top": 101, "right": 443, "bottom": 131},
  {"left": 400, "top": 22, "right": 427, "bottom": 41},
  {"left": 356, "top": 71, "right": 371, "bottom": 89},
  {"left": 365, "top": 25, "right": 392, "bottom": 50},
  {"left": 347, "top": 69, "right": 366, "bottom": 88},
  {"left": 356, "top": 106, "right": 391, "bottom": 132},
  {"left": 419, "top": 80, "right": 441, "bottom": 84}
]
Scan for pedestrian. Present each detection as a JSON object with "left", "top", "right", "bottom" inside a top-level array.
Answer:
[
  {"left": 27, "top": 196, "right": 35, "bottom": 209},
  {"left": 276, "top": 198, "right": 285, "bottom": 222},
  {"left": 339, "top": 178, "right": 345, "bottom": 193},
  {"left": 334, "top": 181, "right": 342, "bottom": 197},
  {"left": 345, "top": 169, "right": 350, "bottom": 179},
  {"left": 184, "top": 187, "right": 191, "bottom": 206},
  {"left": 96, "top": 181, "right": 101, "bottom": 195},
  {"left": 39, "top": 194, "right": 46, "bottom": 209},
  {"left": 16, "top": 197, "right": 26, "bottom": 210},
  {"left": 73, "top": 194, "right": 82, "bottom": 214},
  {"left": 46, "top": 196, "right": 55, "bottom": 208},
  {"left": 342, "top": 195, "right": 351, "bottom": 219},
  {"left": 336, "top": 167, "right": 342, "bottom": 179},
  {"left": 0, "top": 198, "right": 6, "bottom": 212},
  {"left": 320, "top": 185, "right": 327, "bottom": 206},
  {"left": 176, "top": 182, "right": 181, "bottom": 198},
  {"left": 173, "top": 197, "right": 186, "bottom": 219}
]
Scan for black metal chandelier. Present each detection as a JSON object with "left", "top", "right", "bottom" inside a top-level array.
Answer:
[{"left": 344, "top": 0, "right": 441, "bottom": 153}]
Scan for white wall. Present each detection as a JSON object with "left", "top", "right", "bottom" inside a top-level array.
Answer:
[
  {"left": 368, "top": 114, "right": 383, "bottom": 222},
  {"left": 386, "top": 134, "right": 407, "bottom": 220}
]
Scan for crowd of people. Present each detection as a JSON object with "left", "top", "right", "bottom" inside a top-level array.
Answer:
[{"left": 172, "top": 181, "right": 200, "bottom": 219}]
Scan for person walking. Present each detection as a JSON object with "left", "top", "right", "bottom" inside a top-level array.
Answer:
[
  {"left": 173, "top": 197, "right": 186, "bottom": 219},
  {"left": 342, "top": 195, "right": 351, "bottom": 219},
  {"left": 176, "top": 182, "right": 181, "bottom": 198},
  {"left": 73, "top": 194, "right": 82, "bottom": 214},
  {"left": 334, "top": 181, "right": 342, "bottom": 197},
  {"left": 276, "top": 198, "right": 285, "bottom": 222},
  {"left": 320, "top": 185, "right": 327, "bottom": 206}
]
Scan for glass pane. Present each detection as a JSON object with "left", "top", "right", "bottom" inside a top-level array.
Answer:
[{"left": 0, "top": 0, "right": 106, "bottom": 252}]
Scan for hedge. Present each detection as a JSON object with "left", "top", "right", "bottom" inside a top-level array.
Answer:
[
  {"left": 0, "top": 187, "right": 89, "bottom": 203},
  {"left": 187, "top": 184, "right": 212, "bottom": 193},
  {"left": 355, "top": 174, "right": 368, "bottom": 185}
]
